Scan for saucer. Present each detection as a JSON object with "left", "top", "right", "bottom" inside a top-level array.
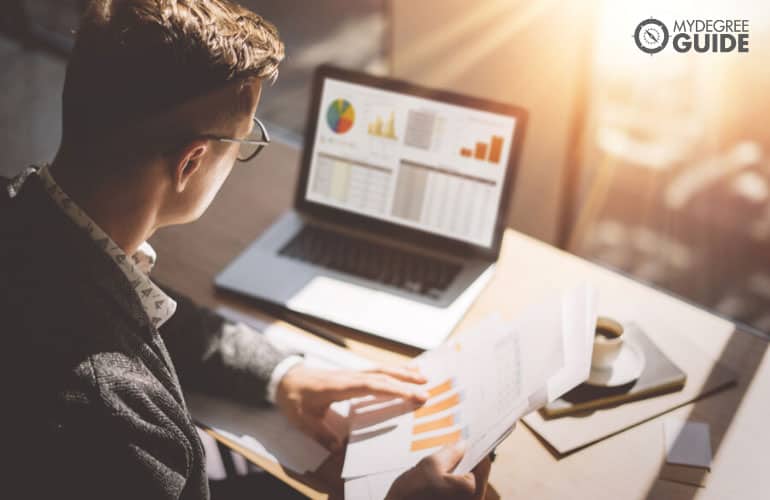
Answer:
[{"left": 587, "top": 340, "right": 646, "bottom": 387}]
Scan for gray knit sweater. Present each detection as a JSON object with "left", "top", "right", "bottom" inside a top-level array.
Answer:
[{"left": 0, "top": 174, "right": 289, "bottom": 499}]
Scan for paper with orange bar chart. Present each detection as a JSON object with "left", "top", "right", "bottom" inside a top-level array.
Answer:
[{"left": 342, "top": 284, "right": 597, "bottom": 483}]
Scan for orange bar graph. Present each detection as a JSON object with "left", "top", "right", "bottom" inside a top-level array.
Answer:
[
  {"left": 410, "top": 429, "right": 463, "bottom": 451},
  {"left": 427, "top": 379, "right": 454, "bottom": 399},
  {"left": 474, "top": 142, "right": 488, "bottom": 160},
  {"left": 414, "top": 392, "right": 461, "bottom": 419},
  {"left": 488, "top": 136, "right": 503, "bottom": 164},
  {"left": 460, "top": 135, "right": 503, "bottom": 163},
  {"left": 413, "top": 414, "right": 456, "bottom": 435}
]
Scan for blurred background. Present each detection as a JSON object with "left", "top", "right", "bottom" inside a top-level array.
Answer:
[{"left": 2, "top": 0, "right": 768, "bottom": 338}]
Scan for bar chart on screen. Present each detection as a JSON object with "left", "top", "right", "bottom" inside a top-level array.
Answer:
[
  {"left": 367, "top": 111, "right": 398, "bottom": 140},
  {"left": 365, "top": 108, "right": 401, "bottom": 160},
  {"left": 459, "top": 135, "right": 504, "bottom": 164}
]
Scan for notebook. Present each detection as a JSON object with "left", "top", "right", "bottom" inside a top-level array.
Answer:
[{"left": 542, "top": 323, "right": 686, "bottom": 418}]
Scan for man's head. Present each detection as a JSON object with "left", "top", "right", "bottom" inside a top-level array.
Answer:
[{"left": 56, "top": 0, "right": 284, "bottom": 225}]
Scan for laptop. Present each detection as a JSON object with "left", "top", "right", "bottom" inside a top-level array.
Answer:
[{"left": 216, "top": 65, "right": 527, "bottom": 349}]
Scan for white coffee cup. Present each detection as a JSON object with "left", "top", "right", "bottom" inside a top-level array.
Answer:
[{"left": 591, "top": 317, "right": 624, "bottom": 370}]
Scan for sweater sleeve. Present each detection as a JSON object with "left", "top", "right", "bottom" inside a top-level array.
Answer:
[{"left": 156, "top": 285, "right": 291, "bottom": 405}]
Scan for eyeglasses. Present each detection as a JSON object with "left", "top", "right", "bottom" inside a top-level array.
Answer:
[{"left": 211, "top": 116, "right": 271, "bottom": 162}]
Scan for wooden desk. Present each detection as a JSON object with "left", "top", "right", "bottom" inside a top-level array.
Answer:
[{"left": 150, "top": 141, "right": 770, "bottom": 499}]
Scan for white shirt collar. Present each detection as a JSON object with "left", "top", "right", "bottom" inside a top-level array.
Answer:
[{"left": 31, "top": 165, "right": 177, "bottom": 328}]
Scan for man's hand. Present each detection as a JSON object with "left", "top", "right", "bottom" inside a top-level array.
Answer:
[
  {"left": 386, "top": 442, "right": 491, "bottom": 500},
  {"left": 275, "top": 364, "right": 428, "bottom": 450}
]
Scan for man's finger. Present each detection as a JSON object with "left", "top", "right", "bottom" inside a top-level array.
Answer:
[
  {"left": 443, "top": 472, "right": 477, "bottom": 497},
  {"left": 427, "top": 441, "right": 467, "bottom": 472},
  {"left": 329, "top": 376, "right": 429, "bottom": 403},
  {"left": 368, "top": 366, "right": 427, "bottom": 384},
  {"left": 305, "top": 418, "right": 343, "bottom": 452},
  {"left": 470, "top": 457, "right": 491, "bottom": 500}
]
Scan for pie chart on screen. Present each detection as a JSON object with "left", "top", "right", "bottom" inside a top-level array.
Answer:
[{"left": 326, "top": 98, "right": 355, "bottom": 134}]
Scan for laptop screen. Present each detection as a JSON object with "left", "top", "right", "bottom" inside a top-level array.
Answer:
[{"left": 304, "top": 77, "right": 519, "bottom": 248}]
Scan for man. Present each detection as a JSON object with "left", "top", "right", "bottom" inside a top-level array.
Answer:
[{"left": 0, "top": 1, "right": 490, "bottom": 498}]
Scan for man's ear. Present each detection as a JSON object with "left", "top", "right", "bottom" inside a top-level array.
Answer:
[{"left": 173, "top": 139, "right": 209, "bottom": 193}]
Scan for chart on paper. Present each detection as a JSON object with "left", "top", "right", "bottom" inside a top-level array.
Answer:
[
  {"left": 343, "top": 286, "right": 599, "bottom": 496},
  {"left": 410, "top": 378, "right": 467, "bottom": 452},
  {"left": 342, "top": 317, "right": 534, "bottom": 479},
  {"left": 344, "top": 376, "right": 471, "bottom": 478}
]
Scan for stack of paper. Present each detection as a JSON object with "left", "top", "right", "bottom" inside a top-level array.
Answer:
[{"left": 344, "top": 285, "right": 597, "bottom": 499}]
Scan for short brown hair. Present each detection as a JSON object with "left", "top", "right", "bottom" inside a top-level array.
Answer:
[{"left": 62, "top": 0, "right": 284, "bottom": 146}]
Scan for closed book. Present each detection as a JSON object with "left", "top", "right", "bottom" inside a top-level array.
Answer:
[{"left": 543, "top": 323, "right": 686, "bottom": 418}]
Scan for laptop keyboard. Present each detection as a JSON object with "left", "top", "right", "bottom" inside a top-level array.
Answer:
[{"left": 279, "top": 226, "right": 462, "bottom": 298}]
